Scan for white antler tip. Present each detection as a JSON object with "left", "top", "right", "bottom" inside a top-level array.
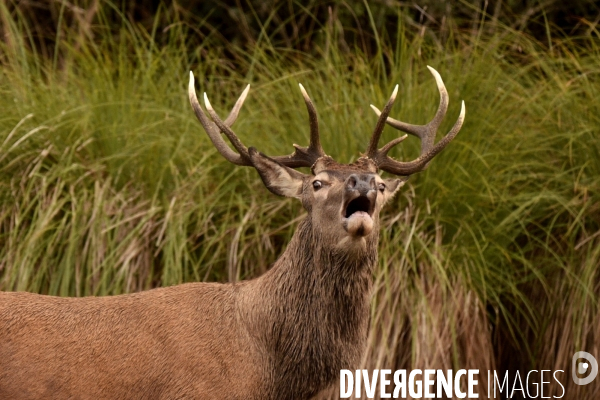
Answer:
[
  {"left": 391, "top": 84, "right": 399, "bottom": 99},
  {"left": 299, "top": 83, "right": 309, "bottom": 98},
  {"left": 203, "top": 92, "right": 213, "bottom": 110},
  {"left": 188, "top": 72, "right": 196, "bottom": 93},
  {"left": 460, "top": 100, "right": 466, "bottom": 117},
  {"left": 426, "top": 65, "right": 439, "bottom": 76},
  {"left": 426, "top": 66, "right": 445, "bottom": 92},
  {"left": 369, "top": 104, "right": 382, "bottom": 116},
  {"left": 237, "top": 84, "right": 250, "bottom": 104},
  {"left": 188, "top": 73, "right": 201, "bottom": 106}
]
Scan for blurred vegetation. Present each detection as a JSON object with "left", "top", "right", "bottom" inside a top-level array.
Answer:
[
  {"left": 0, "top": 1, "right": 599, "bottom": 399},
  {"left": 7, "top": 0, "right": 600, "bottom": 56}
]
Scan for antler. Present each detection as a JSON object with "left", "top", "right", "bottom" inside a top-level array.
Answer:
[
  {"left": 365, "top": 66, "right": 465, "bottom": 176},
  {"left": 188, "top": 72, "right": 325, "bottom": 169}
]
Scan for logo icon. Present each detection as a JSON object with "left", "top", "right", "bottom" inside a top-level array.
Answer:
[{"left": 572, "top": 351, "right": 598, "bottom": 385}]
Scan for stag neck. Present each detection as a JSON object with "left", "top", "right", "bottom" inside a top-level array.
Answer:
[
  {"left": 271, "top": 217, "right": 379, "bottom": 275},
  {"left": 235, "top": 217, "right": 376, "bottom": 398}
]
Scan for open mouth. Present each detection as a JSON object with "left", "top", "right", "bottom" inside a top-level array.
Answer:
[
  {"left": 344, "top": 195, "right": 374, "bottom": 219},
  {"left": 342, "top": 195, "right": 375, "bottom": 237}
]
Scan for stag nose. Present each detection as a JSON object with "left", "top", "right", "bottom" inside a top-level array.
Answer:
[{"left": 346, "top": 174, "right": 376, "bottom": 196}]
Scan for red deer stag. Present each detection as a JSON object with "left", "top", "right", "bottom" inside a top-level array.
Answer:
[{"left": 0, "top": 66, "right": 464, "bottom": 399}]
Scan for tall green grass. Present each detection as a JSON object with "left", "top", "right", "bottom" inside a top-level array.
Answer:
[{"left": 0, "top": 3, "right": 599, "bottom": 399}]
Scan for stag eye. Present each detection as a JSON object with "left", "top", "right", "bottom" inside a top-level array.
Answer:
[
  {"left": 378, "top": 183, "right": 386, "bottom": 192},
  {"left": 312, "top": 180, "right": 322, "bottom": 190}
]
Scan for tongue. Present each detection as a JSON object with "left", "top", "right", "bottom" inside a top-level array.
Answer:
[{"left": 345, "top": 211, "right": 374, "bottom": 237}]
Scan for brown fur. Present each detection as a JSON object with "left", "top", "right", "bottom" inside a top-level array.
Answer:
[{"left": 0, "top": 153, "right": 403, "bottom": 399}]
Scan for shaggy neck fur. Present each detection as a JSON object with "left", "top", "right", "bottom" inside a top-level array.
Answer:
[{"left": 238, "top": 217, "right": 379, "bottom": 399}]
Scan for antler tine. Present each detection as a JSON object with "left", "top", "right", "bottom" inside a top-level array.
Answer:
[
  {"left": 188, "top": 72, "right": 252, "bottom": 166},
  {"left": 370, "top": 66, "right": 448, "bottom": 155},
  {"left": 189, "top": 74, "right": 326, "bottom": 169},
  {"left": 266, "top": 84, "right": 326, "bottom": 169},
  {"left": 376, "top": 101, "right": 465, "bottom": 175},
  {"left": 298, "top": 83, "right": 323, "bottom": 157},
  {"left": 203, "top": 92, "right": 253, "bottom": 164},
  {"left": 224, "top": 84, "right": 250, "bottom": 126},
  {"left": 365, "top": 85, "right": 399, "bottom": 157},
  {"left": 366, "top": 66, "right": 464, "bottom": 176}
]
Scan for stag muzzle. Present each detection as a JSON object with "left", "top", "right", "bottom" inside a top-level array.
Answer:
[{"left": 342, "top": 174, "right": 377, "bottom": 237}]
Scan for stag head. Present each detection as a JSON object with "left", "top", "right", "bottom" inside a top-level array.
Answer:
[{"left": 188, "top": 67, "right": 465, "bottom": 245}]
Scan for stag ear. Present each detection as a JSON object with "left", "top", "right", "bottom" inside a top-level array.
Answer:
[
  {"left": 382, "top": 177, "right": 408, "bottom": 203},
  {"left": 248, "top": 148, "right": 307, "bottom": 198}
]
